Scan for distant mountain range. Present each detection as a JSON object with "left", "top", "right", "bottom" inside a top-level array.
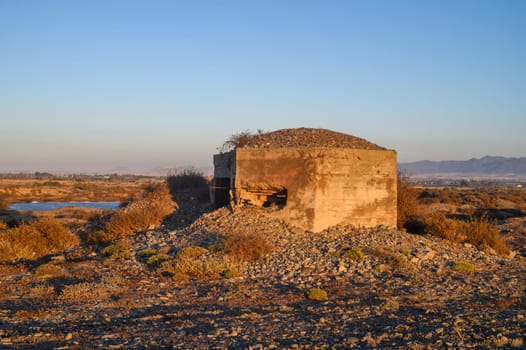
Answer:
[{"left": 399, "top": 156, "right": 526, "bottom": 179}]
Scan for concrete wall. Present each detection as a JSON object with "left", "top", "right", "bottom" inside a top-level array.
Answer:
[{"left": 233, "top": 147, "right": 397, "bottom": 231}]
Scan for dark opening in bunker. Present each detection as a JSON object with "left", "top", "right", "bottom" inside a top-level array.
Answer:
[
  {"left": 241, "top": 184, "right": 288, "bottom": 209},
  {"left": 213, "top": 177, "right": 231, "bottom": 209}
]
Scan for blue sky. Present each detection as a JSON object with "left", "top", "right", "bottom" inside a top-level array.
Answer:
[{"left": 1, "top": 0, "right": 525, "bottom": 173}]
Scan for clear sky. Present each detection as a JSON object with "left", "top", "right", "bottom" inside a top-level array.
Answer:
[{"left": 1, "top": 0, "right": 525, "bottom": 173}]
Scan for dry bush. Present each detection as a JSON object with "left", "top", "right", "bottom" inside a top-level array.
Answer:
[
  {"left": 89, "top": 183, "right": 176, "bottom": 244},
  {"left": 423, "top": 212, "right": 509, "bottom": 255},
  {"left": 167, "top": 168, "right": 209, "bottom": 202},
  {"left": 368, "top": 246, "right": 414, "bottom": 272},
  {"left": 222, "top": 230, "right": 273, "bottom": 262},
  {"left": 159, "top": 250, "right": 238, "bottom": 280},
  {"left": 397, "top": 172, "right": 420, "bottom": 230},
  {"left": 0, "top": 218, "right": 79, "bottom": 262},
  {"left": 0, "top": 193, "right": 9, "bottom": 210},
  {"left": 59, "top": 277, "right": 124, "bottom": 300},
  {"left": 217, "top": 130, "right": 255, "bottom": 153}
]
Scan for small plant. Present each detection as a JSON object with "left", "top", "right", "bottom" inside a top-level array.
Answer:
[
  {"left": 222, "top": 268, "right": 240, "bottom": 279},
  {"left": 342, "top": 247, "right": 365, "bottom": 261},
  {"left": 307, "top": 288, "right": 328, "bottom": 301},
  {"left": 452, "top": 261, "right": 476, "bottom": 273},
  {"left": 138, "top": 248, "right": 158, "bottom": 258},
  {"left": 368, "top": 247, "right": 413, "bottom": 272},
  {"left": 147, "top": 253, "right": 171, "bottom": 268},
  {"left": 101, "top": 241, "right": 131, "bottom": 260},
  {"left": 400, "top": 248, "right": 412, "bottom": 256},
  {"left": 176, "top": 246, "right": 208, "bottom": 260}
]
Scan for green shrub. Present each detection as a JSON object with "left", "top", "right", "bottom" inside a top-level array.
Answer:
[
  {"left": 138, "top": 248, "right": 158, "bottom": 258},
  {"left": 452, "top": 261, "right": 476, "bottom": 273},
  {"left": 342, "top": 247, "right": 365, "bottom": 261},
  {"left": 307, "top": 288, "right": 328, "bottom": 301},
  {"left": 101, "top": 241, "right": 131, "bottom": 260},
  {"left": 0, "top": 218, "right": 79, "bottom": 262},
  {"left": 222, "top": 268, "right": 240, "bottom": 279},
  {"left": 147, "top": 253, "right": 171, "bottom": 268}
]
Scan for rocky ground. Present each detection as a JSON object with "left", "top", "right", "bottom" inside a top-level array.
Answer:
[
  {"left": 237, "top": 128, "right": 384, "bottom": 150},
  {"left": 1, "top": 205, "right": 525, "bottom": 349}
]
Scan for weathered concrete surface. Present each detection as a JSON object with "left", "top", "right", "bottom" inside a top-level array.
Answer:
[{"left": 233, "top": 147, "right": 397, "bottom": 231}]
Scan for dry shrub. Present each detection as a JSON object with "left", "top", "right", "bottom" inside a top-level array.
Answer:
[
  {"left": 397, "top": 172, "right": 420, "bottom": 230},
  {"left": 0, "top": 218, "right": 79, "bottom": 262},
  {"left": 159, "top": 249, "right": 238, "bottom": 280},
  {"left": 167, "top": 168, "right": 210, "bottom": 203},
  {"left": 222, "top": 230, "right": 273, "bottom": 262},
  {"left": 368, "top": 246, "right": 414, "bottom": 272},
  {"left": 59, "top": 277, "right": 124, "bottom": 300},
  {"left": 0, "top": 194, "right": 9, "bottom": 210},
  {"left": 176, "top": 246, "right": 208, "bottom": 260},
  {"left": 90, "top": 183, "right": 176, "bottom": 244},
  {"left": 423, "top": 212, "right": 509, "bottom": 255}
]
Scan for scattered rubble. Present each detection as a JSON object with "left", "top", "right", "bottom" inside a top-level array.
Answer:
[{"left": 0, "top": 205, "right": 524, "bottom": 349}]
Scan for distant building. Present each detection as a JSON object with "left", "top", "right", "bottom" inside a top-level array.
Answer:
[{"left": 211, "top": 128, "right": 397, "bottom": 231}]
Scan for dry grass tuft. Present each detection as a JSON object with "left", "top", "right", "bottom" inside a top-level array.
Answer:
[
  {"left": 0, "top": 217, "right": 79, "bottom": 262},
  {"left": 89, "top": 183, "right": 176, "bottom": 244},
  {"left": 222, "top": 231, "right": 273, "bottom": 262},
  {"left": 307, "top": 288, "right": 328, "bottom": 301},
  {"left": 59, "top": 277, "right": 124, "bottom": 300},
  {"left": 423, "top": 213, "right": 509, "bottom": 255},
  {"left": 397, "top": 172, "right": 420, "bottom": 230},
  {"left": 159, "top": 248, "right": 239, "bottom": 280},
  {"left": 368, "top": 246, "right": 414, "bottom": 272},
  {"left": 452, "top": 261, "right": 476, "bottom": 273}
]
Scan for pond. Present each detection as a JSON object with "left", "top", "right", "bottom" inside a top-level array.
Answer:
[{"left": 9, "top": 202, "right": 121, "bottom": 211}]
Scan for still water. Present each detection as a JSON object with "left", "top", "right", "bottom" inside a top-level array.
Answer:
[{"left": 9, "top": 202, "right": 121, "bottom": 211}]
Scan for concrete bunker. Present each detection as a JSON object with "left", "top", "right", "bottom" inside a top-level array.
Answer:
[{"left": 211, "top": 128, "right": 397, "bottom": 231}]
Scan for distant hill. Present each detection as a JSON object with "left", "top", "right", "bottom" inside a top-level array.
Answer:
[{"left": 399, "top": 156, "right": 526, "bottom": 179}]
